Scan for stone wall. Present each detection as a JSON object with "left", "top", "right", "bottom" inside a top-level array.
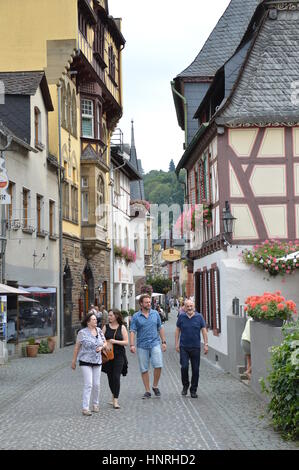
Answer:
[
  {"left": 250, "top": 321, "right": 283, "bottom": 401},
  {"left": 62, "top": 235, "right": 110, "bottom": 331}
]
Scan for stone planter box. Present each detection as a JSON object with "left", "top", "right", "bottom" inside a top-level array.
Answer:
[{"left": 250, "top": 321, "right": 283, "bottom": 401}]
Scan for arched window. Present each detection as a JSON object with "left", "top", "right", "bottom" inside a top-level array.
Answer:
[
  {"left": 67, "top": 84, "right": 71, "bottom": 132},
  {"left": 96, "top": 175, "right": 105, "bottom": 225},
  {"left": 34, "top": 107, "right": 42, "bottom": 147},
  {"left": 72, "top": 90, "right": 77, "bottom": 138},
  {"left": 61, "top": 81, "right": 66, "bottom": 128}
]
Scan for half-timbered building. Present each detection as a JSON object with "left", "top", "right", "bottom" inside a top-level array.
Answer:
[{"left": 173, "top": 0, "right": 299, "bottom": 369}]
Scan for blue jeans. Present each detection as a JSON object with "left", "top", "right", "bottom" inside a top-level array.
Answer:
[
  {"left": 180, "top": 347, "right": 201, "bottom": 393},
  {"left": 137, "top": 345, "right": 163, "bottom": 373}
]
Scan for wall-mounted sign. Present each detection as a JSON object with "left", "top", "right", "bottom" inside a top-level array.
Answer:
[
  {"left": 0, "top": 157, "right": 10, "bottom": 205},
  {"left": 162, "top": 249, "right": 181, "bottom": 263}
]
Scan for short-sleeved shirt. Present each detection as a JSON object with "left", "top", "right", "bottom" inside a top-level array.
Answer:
[
  {"left": 130, "top": 309, "right": 163, "bottom": 349},
  {"left": 77, "top": 327, "right": 106, "bottom": 365},
  {"left": 176, "top": 312, "right": 206, "bottom": 349},
  {"left": 241, "top": 318, "right": 253, "bottom": 343}
]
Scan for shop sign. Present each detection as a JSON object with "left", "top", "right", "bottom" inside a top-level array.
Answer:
[{"left": 162, "top": 249, "right": 181, "bottom": 262}]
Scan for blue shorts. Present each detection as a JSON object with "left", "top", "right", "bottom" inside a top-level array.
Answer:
[{"left": 137, "top": 345, "right": 163, "bottom": 373}]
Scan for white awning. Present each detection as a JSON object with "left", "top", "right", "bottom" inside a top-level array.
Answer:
[
  {"left": 0, "top": 284, "right": 29, "bottom": 295},
  {"left": 18, "top": 295, "right": 39, "bottom": 303}
]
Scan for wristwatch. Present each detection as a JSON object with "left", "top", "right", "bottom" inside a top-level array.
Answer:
[{"left": 162, "top": 341, "right": 167, "bottom": 344}]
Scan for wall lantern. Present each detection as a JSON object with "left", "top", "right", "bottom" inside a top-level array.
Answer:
[
  {"left": 232, "top": 297, "right": 240, "bottom": 316},
  {"left": 222, "top": 201, "right": 237, "bottom": 236}
]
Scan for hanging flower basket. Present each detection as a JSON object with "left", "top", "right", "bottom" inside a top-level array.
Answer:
[{"left": 242, "top": 239, "right": 299, "bottom": 276}]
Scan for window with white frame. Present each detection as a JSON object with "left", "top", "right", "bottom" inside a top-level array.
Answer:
[{"left": 81, "top": 99, "right": 94, "bottom": 138}]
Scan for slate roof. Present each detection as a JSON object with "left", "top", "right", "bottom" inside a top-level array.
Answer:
[
  {"left": 177, "top": 0, "right": 262, "bottom": 79},
  {"left": 0, "top": 121, "right": 36, "bottom": 152},
  {"left": 217, "top": 8, "right": 299, "bottom": 125},
  {"left": 0, "top": 71, "right": 53, "bottom": 111}
]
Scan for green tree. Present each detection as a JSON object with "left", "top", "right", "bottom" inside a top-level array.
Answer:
[
  {"left": 147, "top": 276, "right": 172, "bottom": 294},
  {"left": 169, "top": 159, "right": 176, "bottom": 172}
]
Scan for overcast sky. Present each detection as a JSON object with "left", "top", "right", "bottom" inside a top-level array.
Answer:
[{"left": 109, "top": 0, "right": 230, "bottom": 174}]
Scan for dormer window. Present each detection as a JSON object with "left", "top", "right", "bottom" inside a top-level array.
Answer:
[{"left": 34, "top": 106, "right": 43, "bottom": 150}]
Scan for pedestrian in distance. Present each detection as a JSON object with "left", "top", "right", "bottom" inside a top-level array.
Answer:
[
  {"left": 241, "top": 317, "right": 253, "bottom": 380},
  {"left": 102, "top": 309, "right": 129, "bottom": 409},
  {"left": 156, "top": 304, "right": 166, "bottom": 324},
  {"left": 130, "top": 294, "right": 167, "bottom": 399},
  {"left": 71, "top": 312, "right": 107, "bottom": 416},
  {"left": 175, "top": 299, "right": 208, "bottom": 398},
  {"left": 99, "top": 305, "right": 109, "bottom": 328}
]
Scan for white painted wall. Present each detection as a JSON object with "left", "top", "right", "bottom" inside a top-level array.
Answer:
[
  {"left": 113, "top": 167, "right": 135, "bottom": 311},
  {"left": 194, "top": 245, "right": 299, "bottom": 356}
]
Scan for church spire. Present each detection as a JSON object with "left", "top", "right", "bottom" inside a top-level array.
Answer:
[{"left": 131, "top": 119, "right": 135, "bottom": 149}]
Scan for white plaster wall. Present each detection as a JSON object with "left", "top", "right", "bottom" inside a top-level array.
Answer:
[
  {"left": 130, "top": 215, "right": 146, "bottom": 280},
  {"left": 194, "top": 245, "right": 299, "bottom": 356}
]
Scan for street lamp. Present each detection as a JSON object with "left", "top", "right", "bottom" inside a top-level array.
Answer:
[{"left": 222, "top": 201, "right": 236, "bottom": 246}]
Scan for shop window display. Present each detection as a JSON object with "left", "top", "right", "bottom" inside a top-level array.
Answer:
[{"left": 7, "top": 287, "right": 57, "bottom": 343}]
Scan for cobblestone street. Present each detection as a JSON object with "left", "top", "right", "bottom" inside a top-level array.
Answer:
[{"left": 0, "top": 312, "right": 297, "bottom": 451}]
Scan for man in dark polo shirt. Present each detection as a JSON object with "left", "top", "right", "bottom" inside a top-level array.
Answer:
[{"left": 175, "top": 299, "right": 208, "bottom": 398}]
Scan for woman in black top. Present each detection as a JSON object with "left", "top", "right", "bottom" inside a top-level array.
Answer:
[{"left": 102, "top": 309, "right": 128, "bottom": 409}]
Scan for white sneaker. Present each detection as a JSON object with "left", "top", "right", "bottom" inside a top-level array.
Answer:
[
  {"left": 82, "top": 409, "right": 92, "bottom": 416},
  {"left": 92, "top": 405, "right": 100, "bottom": 413}
]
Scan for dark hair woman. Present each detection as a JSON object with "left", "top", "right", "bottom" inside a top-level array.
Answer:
[
  {"left": 102, "top": 309, "right": 128, "bottom": 409},
  {"left": 72, "top": 312, "right": 107, "bottom": 416}
]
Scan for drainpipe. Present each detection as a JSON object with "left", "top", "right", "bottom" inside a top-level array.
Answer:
[
  {"left": 171, "top": 81, "right": 188, "bottom": 203},
  {"left": 171, "top": 80, "right": 188, "bottom": 148},
  {"left": 57, "top": 83, "right": 64, "bottom": 348}
]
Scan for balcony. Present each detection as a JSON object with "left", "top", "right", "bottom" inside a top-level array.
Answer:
[
  {"left": 78, "top": 31, "right": 105, "bottom": 83},
  {"left": 78, "top": 0, "right": 97, "bottom": 25}
]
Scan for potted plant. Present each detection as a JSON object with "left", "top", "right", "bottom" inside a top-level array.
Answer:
[
  {"left": 26, "top": 337, "right": 39, "bottom": 358},
  {"left": 121, "top": 310, "right": 129, "bottom": 318},
  {"left": 47, "top": 336, "right": 56, "bottom": 353},
  {"left": 38, "top": 339, "right": 51, "bottom": 354},
  {"left": 244, "top": 291, "right": 297, "bottom": 326}
]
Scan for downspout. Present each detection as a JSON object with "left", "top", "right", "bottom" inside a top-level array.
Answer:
[
  {"left": 171, "top": 81, "right": 187, "bottom": 148},
  {"left": 171, "top": 81, "right": 188, "bottom": 204},
  {"left": 57, "top": 83, "right": 64, "bottom": 348}
]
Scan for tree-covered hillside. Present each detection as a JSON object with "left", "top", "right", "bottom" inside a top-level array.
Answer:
[{"left": 143, "top": 169, "right": 185, "bottom": 208}]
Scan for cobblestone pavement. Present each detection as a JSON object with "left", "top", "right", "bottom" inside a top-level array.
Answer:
[{"left": 0, "top": 312, "right": 297, "bottom": 450}]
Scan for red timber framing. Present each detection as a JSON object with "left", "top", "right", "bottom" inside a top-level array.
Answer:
[
  {"left": 218, "top": 126, "right": 299, "bottom": 244},
  {"left": 195, "top": 264, "right": 221, "bottom": 336}
]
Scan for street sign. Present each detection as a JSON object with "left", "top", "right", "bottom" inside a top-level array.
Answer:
[
  {"left": 0, "top": 157, "right": 10, "bottom": 204},
  {"left": 162, "top": 248, "right": 181, "bottom": 262}
]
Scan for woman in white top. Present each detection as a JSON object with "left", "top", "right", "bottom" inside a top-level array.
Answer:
[
  {"left": 241, "top": 317, "right": 253, "bottom": 380},
  {"left": 72, "top": 312, "right": 107, "bottom": 416}
]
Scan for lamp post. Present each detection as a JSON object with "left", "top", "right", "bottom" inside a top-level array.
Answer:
[{"left": 222, "top": 201, "right": 236, "bottom": 247}]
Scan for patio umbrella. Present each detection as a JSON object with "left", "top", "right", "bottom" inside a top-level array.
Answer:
[
  {"left": 0, "top": 284, "right": 29, "bottom": 295},
  {"left": 18, "top": 295, "right": 39, "bottom": 303}
]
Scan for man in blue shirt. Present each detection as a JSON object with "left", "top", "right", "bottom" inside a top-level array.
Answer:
[
  {"left": 175, "top": 299, "right": 208, "bottom": 398},
  {"left": 130, "top": 294, "right": 167, "bottom": 399}
]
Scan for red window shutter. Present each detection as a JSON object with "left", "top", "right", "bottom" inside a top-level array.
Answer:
[{"left": 211, "top": 266, "right": 221, "bottom": 335}]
